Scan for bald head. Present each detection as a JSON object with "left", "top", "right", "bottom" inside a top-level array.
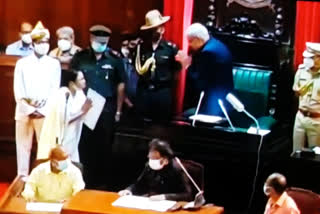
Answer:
[
  {"left": 20, "top": 22, "right": 33, "bottom": 34},
  {"left": 265, "top": 173, "right": 287, "bottom": 194},
  {"left": 49, "top": 146, "right": 68, "bottom": 161}
]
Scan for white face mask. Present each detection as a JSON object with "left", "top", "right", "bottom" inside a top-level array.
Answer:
[
  {"left": 304, "top": 57, "right": 315, "bottom": 69},
  {"left": 263, "top": 184, "right": 271, "bottom": 196},
  {"left": 91, "top": 41, "right": 107, "bottom": 53},
  {"left": 121, "top": 47, "right": 130, "bottom": 58},
  {"left": 149, "top": 159, "right": 163, "bottom": 170},
  {"left": 57, "top": 160, "right": 68, "bottom": 171},
  {"left": 58, "top": 39, "right": 72, "bottom": 52},
  {"left": 21, "top": 33, "right": 32, "bottom": 44},
  {"left": 34, "top": 43, "right": 50, "bottom": 56}
]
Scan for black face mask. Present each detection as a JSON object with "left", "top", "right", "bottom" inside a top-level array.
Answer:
[{"left": 152, "top": 31, "right": 161, "bottom": 42}]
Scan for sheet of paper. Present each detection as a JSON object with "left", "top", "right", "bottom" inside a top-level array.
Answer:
[
  {"left": 189, "top": 114, "right": 223, "bottom": 124},
  {"left": 84, "top": 88, "right": 106, "bottom": 130},
  {"left": 112, "top": 195, "right": 177, "bottom": 212},
  {"left": 26, "top": 202, "right": 63, "bottom": 212},
  {"left": 313, "top": 146, "right": 320, "bottom": 155},
  {"left": 247, "top": 127, "right": 270, "bottom": 136}
]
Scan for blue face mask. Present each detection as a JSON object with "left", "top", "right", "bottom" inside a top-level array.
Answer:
[
  {"left": 91, "top": 41, "right": 107, "bottom": 53},
  {"left": 57, "top": 160, "right": 68, "bottom": 171}
]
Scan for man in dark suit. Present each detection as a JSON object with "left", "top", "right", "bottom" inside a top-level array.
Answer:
[{"left": 177, "top": 23, "right": 233, "bottom": 116}]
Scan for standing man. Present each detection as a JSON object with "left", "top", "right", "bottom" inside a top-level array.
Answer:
[
  {"left": 49, "top": 26, "right": 81, "bottom": 64},
  {"left": 292, "top": 42, "right": 320, "bottom": 152},
  {"left": 71, "top": 25, "right": 126, "bottom": 188},
  {"left": 176, "top": 23, "right": 233, "bottom": 116},
  {"left": 6, "top": 22, "right": 34, "bottom": 56},
  {"left": 135, "top": 10, "right": 181, "bottom": 121},
  {"left": 263, "top": 173, "right": 300, "bottom": 214},
  {"left": 14, "top": 21, "right": 61, "bottom": 178}
]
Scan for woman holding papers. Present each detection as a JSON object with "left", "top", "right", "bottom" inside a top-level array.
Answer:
[
  {"left": 37, "top": 70, "right": 92, "bottom": 162},
  {"left": 119, "top": 139, "right": 193, "bottom": 201}
]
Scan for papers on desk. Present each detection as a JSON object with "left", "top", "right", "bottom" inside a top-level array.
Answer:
[
  {"left": 84, "top": 88, "right": 106, "bottom": 130},
  {"left": 247, "top": 127, "right": 270, "bottom": 136},
  {"left": 189, "top": 114, "right": 223, "bottom": 124},
  {"left": 26, "top": 202, "right": 63, "bottom": 212},
  {"left": 112, "top": 195, "right": 177, "bottom": 212},
  {"left": 313, "top": 146, "right": 320, "bottom": 155}
]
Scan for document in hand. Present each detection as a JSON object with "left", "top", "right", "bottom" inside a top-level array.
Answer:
[
  {"left": 112, "top": 195, "right": 177, "bottom": 212},
  {"left": 26, "top": 202, "right": 64, "bottom": 212},
  {"left": 84, "top": 88, "right": 106, "bottom": 130}
]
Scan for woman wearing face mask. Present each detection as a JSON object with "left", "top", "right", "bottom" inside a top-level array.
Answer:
[
  {"left": 37, "top": 70, "right": 92, "bottom": 162},
  {"left": 49, "top": 26, "right": 81, "bottom": 64},
  {"left": 263, "top": 173, "right": 300, "bottom": 214},
  {"left": 118, "top": 139, "right": 193, "bottom": 201}
]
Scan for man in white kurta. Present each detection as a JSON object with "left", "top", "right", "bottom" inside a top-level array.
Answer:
[{"left": 14, "top": 21, "right": 61, "bottom": 177}]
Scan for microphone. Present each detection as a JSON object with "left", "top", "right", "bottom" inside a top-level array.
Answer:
[
  {"left": 218, "top": 99, "right": 236, "bottom": 131},
  {"left": 192, "top": 91, "right": 205, "bottom": 127},
  {"left": 226, "top": 93, "right": 244, "bottom": 112},
  {"left": 175, "top": 157, "right": 206, "bottom": 208},
  {"left": 226, "top": 93, "right": 260, "bottom": 134}
]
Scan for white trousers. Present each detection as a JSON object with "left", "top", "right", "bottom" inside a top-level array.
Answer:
[{"left": 15, "top": 117, "right": 44, "bottom": 176}]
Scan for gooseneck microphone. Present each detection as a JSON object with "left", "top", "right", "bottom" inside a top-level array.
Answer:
[
  {"left": 192, "top": 91, "right": 205, "bottom": 127},
  {"left": 175, "top": 157, "right": 205, "bottom": 207},
  {"left": 218, "top": 99, "right": 235, "bottom": 131},
  {"left": 226, "top": 93, "right": 260, "bottom": 134}
]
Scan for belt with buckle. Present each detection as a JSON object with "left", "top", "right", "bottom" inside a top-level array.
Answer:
[{"left": 299, "top": 109, "right": 320, "bottom": 118}]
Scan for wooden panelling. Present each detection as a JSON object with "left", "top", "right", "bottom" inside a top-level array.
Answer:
[{"left": 0, "top": 0, "right": 163, "bottom": 50}]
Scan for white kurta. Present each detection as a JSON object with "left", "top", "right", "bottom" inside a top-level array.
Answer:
[
  {"left": 37, "top": 87, "right": 86, "bottom": 162},
  {"left": 14, "top": 53, "right": 61, "bottom": 176}
]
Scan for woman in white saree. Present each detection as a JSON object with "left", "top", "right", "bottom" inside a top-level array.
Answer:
[{"left": 37, "top": 70, "right": 92, "bottom": 162}]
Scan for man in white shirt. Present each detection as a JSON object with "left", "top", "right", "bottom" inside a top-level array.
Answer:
[
  {"left": 22, "top": 146, "right": 85, "bottom": 202},
  {"left": 6, "top": 22, "right": 34, "bottom": 56},
  {"left": 14, "top": 21, "right": 61, "bottom": 178}
]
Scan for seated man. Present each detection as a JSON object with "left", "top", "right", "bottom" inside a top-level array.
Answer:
[
  {"left": 118, "top": 139, "right": 193, "bottom": 201},
  {"left": 6, "top": 22, "right": 33, "bottom": 56},
  {"left": 21, "top": 146, "right": 85, "bottom": 202},
  {"left": 263, "top": 173, "right": 300, "bottom": 214}
]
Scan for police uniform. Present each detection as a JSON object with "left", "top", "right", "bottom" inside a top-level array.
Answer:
[
  {"left": 136, "top": 10, "right": 181, "bottom": 121},
  {"left": 71, "top": 25, "right": 126, "bottom": 187},
  {"left": 292, "top": 42, "right": 320, "bottom": 151}
]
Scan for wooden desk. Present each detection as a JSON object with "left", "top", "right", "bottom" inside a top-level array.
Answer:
[{"left": 0, "top": 177, "right": 224, "bottom": 214}]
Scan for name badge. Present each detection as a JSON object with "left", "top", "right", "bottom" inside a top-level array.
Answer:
[{"left": 161, "top": 56, "right": 169, "bottom": 59}]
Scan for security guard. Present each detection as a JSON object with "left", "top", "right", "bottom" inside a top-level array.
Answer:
[
  {"left": 135, "top": 10, "right": 181, "bottom": 121},
  {"left": 71, "top": 25, "right": 126, "bottom": 188},
  {"left": 293, "top": 42, "right": 320, "bottom": 152}
]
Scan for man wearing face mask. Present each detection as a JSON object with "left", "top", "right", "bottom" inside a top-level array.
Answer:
[
  {"left": 71, "top": 25, "right": 126, "bottom": 188},
  {"left": 21, "top": 146, "right": 85, "bottom": 202},
  {"left": 263, "top": 173, "right": 300, "bottom": 214},
  {"left": 135, "top": 10, "right": 181, "bottom": 122},
  {"left": 118, "top": 139, "right": 192, "bottom": 201},
  {"left": 6, "top": 22, "right": 34, "bottom": 56},
  {"left": 14, "top": 21, "right": 61, "bottom": 179},
  {"left": 292, "top": 42, "right": 320, "bottom": 152},
  {"left": 49, "top": 26, "right": 81, "bottom": 64}
]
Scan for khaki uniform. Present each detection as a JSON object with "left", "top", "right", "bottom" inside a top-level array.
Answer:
[
  {"left": 49, "top": 45, "right": 81, "bottom": 64},
  {"left": 292, "top": 64, "right": 320, "bottom": 151}
]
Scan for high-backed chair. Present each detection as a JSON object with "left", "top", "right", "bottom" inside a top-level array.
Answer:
[
  {"left": 175, "top": 159, "right": 204, "bottom": 198},
  {"left": 287, "top": 187, "right": 320, "bottom": 214}
]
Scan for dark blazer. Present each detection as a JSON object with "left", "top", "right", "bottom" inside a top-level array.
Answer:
[{"left": 186, "top": 37, "right": 234, "bottom": 116}]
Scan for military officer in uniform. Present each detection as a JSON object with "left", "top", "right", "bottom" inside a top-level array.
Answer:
[
  {"left": 71, "top": 25, "right": 126, "bottom": 188},
  {"left": 135, "top": 10, "right": 181, "bottom": 121},
  {"left": 293, "top": 42, "right": 320, "bottom": 152}
]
